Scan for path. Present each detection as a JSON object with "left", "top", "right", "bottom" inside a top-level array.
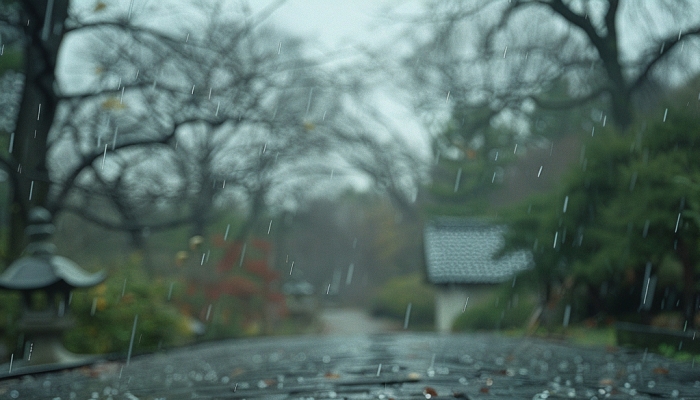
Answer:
[
  {"left": 3, "top": 333, "right": 699, "bottom": 399},
  {"left": 320, "top": 307, "right": 401, "bottom": 335}
]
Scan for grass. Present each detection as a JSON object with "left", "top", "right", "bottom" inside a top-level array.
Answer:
[{"left": 566, "top": 325, "right": 617, "bottom": 347}]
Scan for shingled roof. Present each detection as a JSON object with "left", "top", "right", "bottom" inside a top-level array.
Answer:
[{"left": 424, "top": 218, "right": 532, "bottom": 285}]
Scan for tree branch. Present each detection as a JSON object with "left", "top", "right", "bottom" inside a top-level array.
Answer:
[
  {"left": 62, "top": 205, "right": 193, "bottom": 233},
  {"left": 630, "top": 25, "right": 700, "bottom": 92},
  {"left": 530, "top": 86, "right": 608, "bottom": 110}
]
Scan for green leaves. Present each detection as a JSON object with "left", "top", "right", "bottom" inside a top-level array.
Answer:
[{"left": 499, "top": 102, "right": 700, "bottom": 320}]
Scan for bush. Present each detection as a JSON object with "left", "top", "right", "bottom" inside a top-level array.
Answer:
[
  {"left": 452, "top": 286, "right": 536, "bottom": 331},
  {"left": 63, "top": 254, "right": 195, "bottom": 355},
  {"left": 370, "top": 273, "right": 434, "bottom": 328}
]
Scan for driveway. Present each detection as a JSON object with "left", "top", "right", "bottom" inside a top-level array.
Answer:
[
  {"left": 3, "top": 333, "right": 699, "bottom": 399},
  {"left": 320, "top": 307, "right": 402, "bottom": 335}
]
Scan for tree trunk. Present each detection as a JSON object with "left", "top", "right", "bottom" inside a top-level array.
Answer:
[{"left": 8, "top": 0, "right": 69, "bottom": 262}]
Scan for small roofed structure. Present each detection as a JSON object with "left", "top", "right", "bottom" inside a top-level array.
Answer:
[
  {"left": 424, "top": 218, "right": 532, "bottom": 333},
  {"left": 0, "top": 208, "right": 105, "bottom": 367}
]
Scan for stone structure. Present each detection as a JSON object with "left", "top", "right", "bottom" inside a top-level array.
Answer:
[{"left": 0, "top": 208, "right": 105, "bottom": 366}]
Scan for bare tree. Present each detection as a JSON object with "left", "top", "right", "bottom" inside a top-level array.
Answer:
[
  {"left": 397, "top": 0, "right": 700, "bottom": 135},
  {"left": 1, "top": 0, "right": 427, "bottom": 264}
]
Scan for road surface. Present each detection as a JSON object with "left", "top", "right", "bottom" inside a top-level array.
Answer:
[{"left": 320, "top": 307, "right": 401, "bottom": 335}]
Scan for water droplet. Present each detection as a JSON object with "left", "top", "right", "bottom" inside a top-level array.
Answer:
[{"left": 404, "top": 303, "right": 412, "bottom": 329}]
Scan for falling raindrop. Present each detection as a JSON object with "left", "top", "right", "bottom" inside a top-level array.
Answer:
[
  {"left": 591, "top": 126, "right": 595, "bottom": 136},
  {"left": 513, "top": 143, "right": 518, "bottom": 154},
  {"left": 167, "top": 282, "right": 174, "bottom": 301},
  {"left": 403, "top": 303, "right": 412, "bottom": 329},
  {"left": 277, "top": 41, "right": 281, "bottom": 54},
  {"left": 602, "top": 115, "right": 607, "bottom": 126},
  {"left": 8, "top": 132, "right": 14, "bottom": 153},
  {"left": 224, "top": 224, "right": 230, "bottom": 240},
  {"left": 101, "top": 144, "right": 108, "bottom": 170},
  {"left": 90, "top": 298, "right": 97, "bottom": 316},
  {"left": 206, "top": 304, "right": 212, "bottom": 321},
  {"left": 126, "top": 315, "right": 138, "bottom": 366},
  {"left": 563, "top": 196, "right": 569, "bottom": 213},
  {"left": 454, "top": 168, "right": 462, "bottom": 192},
  {"left": 462, "top": 297, "right": 469, "bottom": 312},
  {"left": 305, "top": 88, "right": 314, "bottom": 117},
  {"left": 629, "top": 171, "right": 638, "bottom": 191},
  {"left": 326, "top": 284, "right": 331, "bottom": 295},
  {"left": 376, "top": 364, "right": 382, "bottom": 376},
  {"left": 28, "top": 181, "right": 34, "bottom": 200},
  {"left": 446, "top": 91, "right": 450, "bottom": 102},
  {"left": 538, "top": 166, "right": 543, "bottom": 177},
  {"left": 289, "top": 261, "right": 294, "bottom": 275},
  {"left": 37, "top": 103, "right": 41, "bottom": 120},
  {"left": 642, "top": 220, "right": 649, "bottom": 238},
  {"left": 675, "top": 213, "right": 681, "bottom": 232},
  {"left": 121, "top": 278, "right": 127, "bottom": 297},
  {"left": 346, "top": 263, "right": 354, "bottom": 285},
  {"left": 663, "top": 108, "right": 668, "bottom": 122},
  {"left": 503, "top": 46, "right": 508, "bottom": 58},
  {"left": 238, "top": 243, "right": 247, "bottom": 267},
  {"left": 112, "top": 127, "right": 119, "bottom": 150},
  {"left": 8, "top": 354, "right": 12, "bottom": 373},
  {"left": 553, "top": 232, "right": 558, "bottom": 249},
  {"left": 563, "top": 304, "right": 571, "bottom": 327},
  {"left": 268, "top": 220, "right": 273, "bottom": 234}
]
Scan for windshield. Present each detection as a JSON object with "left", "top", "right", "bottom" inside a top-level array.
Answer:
[{"left": 0, "top": 0, "right": 699, "bottom": 398}]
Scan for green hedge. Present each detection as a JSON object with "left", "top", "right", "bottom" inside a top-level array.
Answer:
[
  {"left": 452, "top": 288, "right": 536, "bottom": 331},
  {"left": 370, "top": 273, "right": 435, "bottom": 328},
  {"left": 63, "top": 255, "right": 195, "bottom": 355}
]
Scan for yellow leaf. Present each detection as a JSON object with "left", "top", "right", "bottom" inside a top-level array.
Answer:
[
  {"left": 94, "top": 2, "right": 107, "bottom": 12},
  {"left": 101, "top": 97, "right": 127, "bottom": 110},
  {"left": 303, "top": 121, "right": 316, "bottom": 131}
]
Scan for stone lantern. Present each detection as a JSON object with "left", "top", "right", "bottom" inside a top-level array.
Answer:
[{"left": 0, "top": 208, "right": 105, "bottom": 366}]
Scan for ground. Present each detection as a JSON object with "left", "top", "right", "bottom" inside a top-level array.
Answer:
[
  {"left": 320, "top": 307, "right": 401, "bottom": 334},
  {"left": 1, "top": 329, "right": 699, "bottom": 399}
]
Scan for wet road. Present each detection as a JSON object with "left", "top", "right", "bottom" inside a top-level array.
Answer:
[
  {"left": 2, "top": 333, "right": 699, "bottom": 399},
  {"left": 320, "top": 308, "right": 401, "bottom": 335}
]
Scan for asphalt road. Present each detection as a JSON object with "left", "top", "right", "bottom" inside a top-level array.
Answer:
[
  {"left": 1, "top": 333, "right": 699, "bottom": 399},
  {"left": 320, "top": 308, "right": 401, "bottom": 335}
]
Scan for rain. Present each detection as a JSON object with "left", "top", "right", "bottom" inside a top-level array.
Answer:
[{"left": 0, "top": 0, "right": 700, "bottom": 398}]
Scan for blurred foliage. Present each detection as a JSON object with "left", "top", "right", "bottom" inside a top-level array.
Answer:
[
  {"left": 0, "top": 290, "right": 20, "bottom": 357},
  {"left": 174, "top": 235, "right": 288, "bottom": 340},
  {"left": 370, "top": 273, "right": 434, "bottom": 328},
  {"left": 499, "top": 81, "right": 700, "bottom": 326},
  {"left": 424, "top": 76, "right": 604, "bottom": 218},
  {"left": 63, "top": 254, "right": 194, "bottom": 355},
  {"left": 452, "top": 284, "right": 537, "bottom": 332},
  {"left": 0, "top": 46, "right": 22, "bottom": 75}
]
